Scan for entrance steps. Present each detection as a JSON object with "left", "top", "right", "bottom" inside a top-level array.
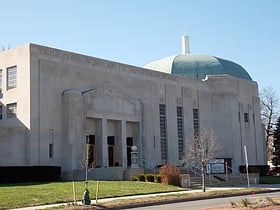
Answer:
[{"left": 190, "top": 173, "right": 259, "bottom": 188}]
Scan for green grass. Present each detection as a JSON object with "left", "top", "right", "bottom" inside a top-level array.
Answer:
[
  {"left": 0, "top": 181, "right": 184, "bottom": 209},
  {"left": 1, "top": 177, "right": 279, "bottom": 209},
  {"left": 260, "top": 175, "right": 280, "bottom": 184}
]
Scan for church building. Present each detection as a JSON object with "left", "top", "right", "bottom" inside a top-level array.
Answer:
[{"left": 0, "top": 36, "right": 266, "bottom": 180}]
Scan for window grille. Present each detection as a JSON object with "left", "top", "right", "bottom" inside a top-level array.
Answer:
[
  {"left": 7, "top": 66, "right": 17, "bottom": 89},
  {"left": 193, "top": 108, "right": 199, "bottom": 137},
  {"left": 177, "top": 106, "right": 184, "bottom": 159},
  {"left": 159, "top": 104, "right": 167, "bottom": 160}
]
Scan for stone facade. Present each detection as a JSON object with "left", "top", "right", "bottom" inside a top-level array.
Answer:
[{"left": 0, "top": 43, "right": 266, "bottom": 180}]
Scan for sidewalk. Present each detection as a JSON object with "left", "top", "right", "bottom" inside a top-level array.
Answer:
[{"left": 11, "top": 184, "right": 280, "bottom": 210}]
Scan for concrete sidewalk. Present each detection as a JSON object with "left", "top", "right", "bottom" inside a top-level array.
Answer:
[{"left": 11, "top": 185, "right": 280, "bottom": 210}]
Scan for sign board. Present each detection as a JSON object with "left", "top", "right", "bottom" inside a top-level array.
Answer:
[{"left": 207, "top": 159, "right": 225, "bottom": 173}]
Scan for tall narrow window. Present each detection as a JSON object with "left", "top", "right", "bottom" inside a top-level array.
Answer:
[
  {"left": 86, "top": 135, "right": 96, "bottom": 168},
  {"left": 7, "top": 103, "right": 17, "bottom": 118},
  {"left": 244, "top": 113, "right": 249, "bottom": 123},
  {"left": 193, "top": 108, "right": 199, "bottom": 137},
  {"left": 238, "top": 111, "right": 241, "bottom": 122},
  {"left": 159, "top": 104, "right": 167, "bottom": 160},
  {"left": 177, "top": 106, "right": 184, "bottom": 159},
  {"left": 0, "top": 69, "right": 2, "bottom": 91},
  {"left": 49, "top": 129, "right": 54, "bottom": 158},
  {"left": 0, "top": 105, "right": 2, "bottom": 119},
  {"left": 7, "top": 66, "right": 17, "bottom": 90},
  {"left": 49, "top": 144, "right": 54, "bottom": 158}
]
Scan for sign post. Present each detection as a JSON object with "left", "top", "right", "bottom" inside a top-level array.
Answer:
[{"left": 244, "top": 145, "right": 250, "bottom": 187}]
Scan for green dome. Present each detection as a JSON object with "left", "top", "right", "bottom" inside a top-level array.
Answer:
[{"left": 144, "top": 54, "right": 252, "bottom": 81}]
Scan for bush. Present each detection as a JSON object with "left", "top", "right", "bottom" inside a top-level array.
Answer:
[
  {"left": 154, "top": 174, "right": 161, "bottom": 183},
  {"left": 130, "top": 175, "right": 138, "bottom": 181},
  {"left": 136, "top": 174, "right": 145, "bottom": 182},
  {"left": 145, "top": 174, "right": 155, "bottom": 182},
  {"left": 159, "top": 165, "right": 181, "bottom": 186}
]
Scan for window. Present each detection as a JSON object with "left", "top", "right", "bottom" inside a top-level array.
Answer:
[
  {"left": 177, "top": 107, "right": 184, "bottom": 159},
  {"left": 7, "top": 66, "right": 17, "bottom": 89},
  {"left": 244, "top": 113, "right": 249, "bottom": 123},
  {"left": 0, "top": 105, "right": 2, "bottom": 119},
  {"left": 238, "top": 112, "right": 241, "bottom": 122},
  {"left": 7, "top": 103, "right": 17, "bottom": 118},
  {"left": 193, "top": 108, "right": 200, "bottom": 137},
  {"left": 159, "top": 104, "right": 167, "bottom": 160},
  {"left": 49, "top": 129, "right": 54, "bottom": 158},
  {"left": 0, "top": 69, "right": 2, "bottom": 91},
  {"left": 49, "top": 144, "right": 54, "bottom": 158}
]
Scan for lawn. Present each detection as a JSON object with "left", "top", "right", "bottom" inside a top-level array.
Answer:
[
  {"left": 1, "top": 176, "right": 279, "bottom": 209},
  {"left": 0, "top": 181, "right": 184, "bottom": 209}
]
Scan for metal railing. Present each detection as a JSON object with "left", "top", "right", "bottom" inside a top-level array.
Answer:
[
  {"left": 181, "top": 164, "right": 215, "bottom": 184},
  {"left": 225, "top": 162, "right": 233, "bottom": 181},
  {"left": 141, "top": 158, "right": 157, "bottom": 174}
]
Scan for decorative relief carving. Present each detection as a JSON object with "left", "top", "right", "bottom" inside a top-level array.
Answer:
[
  {"left": 88, "top": 88, "right": 138, "bottom": 105},
  {"left": 95, "top": 88, "right": 112, "bottom": 97},
  {"left": 84, "top": 88, "right": 141, "bottom": 119},
  {"left": 37, "top": 46, "right": 105, "bottom": 68},
  {"left": 36, "top": 45, "right": 179, "bottom": 82}
]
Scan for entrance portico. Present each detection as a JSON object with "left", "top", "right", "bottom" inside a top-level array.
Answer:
[{"left": 62, "top": 88, "right": 141, "bottom": 179}]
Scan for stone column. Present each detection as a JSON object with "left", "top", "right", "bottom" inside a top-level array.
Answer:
[
  {"left": 121, "top": 120, "right": 127, "bottom": 168},
  {"left": 62, "top": 90, "right": 83, "bottom": 174},
  {"left": 101, "top": 118, "right": 108, "bottom": 167}
]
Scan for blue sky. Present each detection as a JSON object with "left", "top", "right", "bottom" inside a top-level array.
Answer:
[{"left": 1, "top": 0, "right": 279, "bottom": 91}]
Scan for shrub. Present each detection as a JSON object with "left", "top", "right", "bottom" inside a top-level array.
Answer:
[
  {"left": 130, "top": 175, "right": 138, "bottom": 181},
  {"left": 145, "top": 174, "right": 154, "bottom": 182},
  {"left": 240, "top": 198, "right": 249, "bottom": 207},
  {"left": 159, "top": 165, "right": 181, "bottom": 186},
  {"left": 136, "top": 174, "right": 145, "bottom": 182},
  {"left": 154, "top": 174, "right": 161, "bottom": 183}
]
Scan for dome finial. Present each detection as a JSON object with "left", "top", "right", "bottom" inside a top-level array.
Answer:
[{"left": 182, "top": 34, "right": 190, "bottom": 54}]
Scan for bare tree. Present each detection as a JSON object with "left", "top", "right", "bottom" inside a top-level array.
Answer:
[
  {"left": 183, "top": 129, "right": 220, "bottom": 192},
  {"left": 1, "top": 45, "right": 10, "bottom": 51},
  {"left": 260, "top": 87, "right": 280, "bottom": 159}
]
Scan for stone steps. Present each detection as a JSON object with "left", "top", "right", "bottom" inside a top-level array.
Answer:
[{"left": 190, "top": 173, "right": 258, "bottom": 188}]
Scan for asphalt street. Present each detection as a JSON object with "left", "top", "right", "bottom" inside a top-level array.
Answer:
[{"left": 123, "top": 191, "right": 280, "bottom": 210}]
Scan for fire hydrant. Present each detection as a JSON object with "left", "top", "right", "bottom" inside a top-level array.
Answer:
[{"left": 82, "top": 188, "right": 91, "bottom": 205}]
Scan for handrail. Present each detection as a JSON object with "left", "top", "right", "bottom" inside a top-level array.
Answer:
[
  {"left": 142, "top": 158, "right": 156, "bottom": 174},
  {"left": 181, "top": 164, "right": 215, "bottom": 184},
  {"left": 225, "top": 162, "right": 233, "bottom": 181},
  {"left": 182, "top": 165, "right": 201, "bottom": 177}
]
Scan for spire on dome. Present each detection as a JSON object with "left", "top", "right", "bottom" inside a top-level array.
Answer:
[{"left": 181, "top": 35, "right": 190, "bottom": 54}]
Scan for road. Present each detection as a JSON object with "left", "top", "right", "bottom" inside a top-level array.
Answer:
[{"left": 124, "top": 191, "right": 280, "bottom": 210}]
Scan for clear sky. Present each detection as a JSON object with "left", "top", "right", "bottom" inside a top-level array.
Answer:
[{"left": 1, "top": 0, "right": 279, "bottom": 91}]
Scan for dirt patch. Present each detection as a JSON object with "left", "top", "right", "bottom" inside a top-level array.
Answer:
[
  {"left": 204, "top": 198, "right": 280, "bottom": 210},
  {"left": 205, "top": 205, "right": 280, "bottom": 210}
]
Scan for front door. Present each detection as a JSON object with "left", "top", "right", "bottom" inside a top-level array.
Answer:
[
  {"left": 126, "top": 137, "right": 133, "bottom": 167},
  {"left": 86, "top": 135, "right": 96, "bottom": 168},
  {"left": 107, "top": 136, "right": 115, "bottom": 167}
]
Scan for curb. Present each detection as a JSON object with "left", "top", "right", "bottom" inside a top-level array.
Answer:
[{"left": 84, "top": 189, "right": 280, "bottom": 210}]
